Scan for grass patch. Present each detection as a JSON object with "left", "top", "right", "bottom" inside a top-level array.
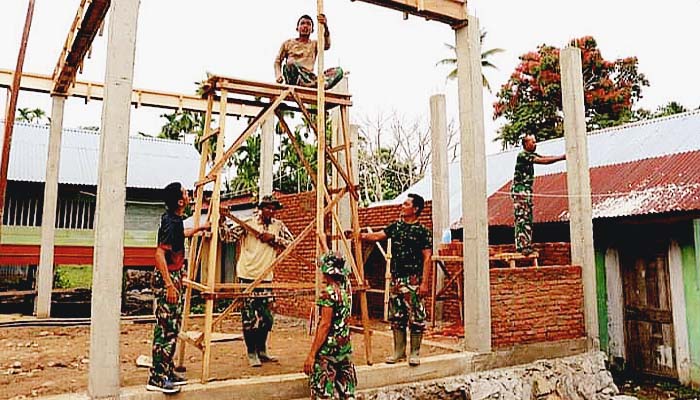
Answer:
[{"left": 54, "top": 265, "right": 92, "bottom": 289}]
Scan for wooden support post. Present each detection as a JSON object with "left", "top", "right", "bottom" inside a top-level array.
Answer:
[
  {"left": 177, "top": 93, "right": 214, "bottom": 369},
  {"left": 36, "top": 95, "right": 66, "bottom": 318},
  {"left": 201, "top": 89, "right": 228, "bottom": 382},
  {"left": 430, "top": 94, "right": 449, "bottom": 324},
  {"left": 455, "top": 16, "right": 491, "bottom": 353},
  {"left": 560, "top": 46, "right": 599, "bottom": 349},
  {"left": 316, "top": 0, "right": 327, "bottom": 303},
  {"left": 88, "top": 0, "right": 140, "bottom": 397},
  {"left": 260, "top": 115, "right": 274, "bottom": 196}
]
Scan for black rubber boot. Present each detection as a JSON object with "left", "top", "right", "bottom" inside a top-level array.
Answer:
[
  {"left": 257, "top": 329, "right": 278, "bottom": 362},
  {"left": 243, "top": 330, "right": 261, "bottom": 367}
]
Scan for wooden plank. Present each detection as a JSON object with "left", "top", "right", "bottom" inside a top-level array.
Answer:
[
  {"left": 351, "top": 0, "right": 467, "bottom": 26},
  {"left": 0, "top": 68, "right": 261, "bottom": 117},
  {"left": 214, "top": 76, "right": 352, "bottom": 107},
  {"left": 52, "top": 0, "right": 110, "bottom": 94}
]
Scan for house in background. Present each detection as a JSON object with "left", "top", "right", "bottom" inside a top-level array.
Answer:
[
  {"left": 387, "top": 111, "right": 700, "bottom": 385},
  {"left": 0, "top": 121, "right": 200, "bottom": 309}
]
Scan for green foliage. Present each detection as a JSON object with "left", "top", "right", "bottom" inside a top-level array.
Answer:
[
  {"left": 16, "top": 107, "right": 48, "bottom": 124},
  {"left": 494, "top": 36, "right": 649, "bottom": 149},
  {"left": 158, "top": 110, "right": 206, "bottom": 141},
  {"left": 436, "top": 30, "right": 504, "bottom": 92},
  {"left": 53, "top": 266, "right": 92, "bottom": 289}
]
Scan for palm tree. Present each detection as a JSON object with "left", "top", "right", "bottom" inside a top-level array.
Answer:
[
  {"left": 16, "top": 107, "right": 48, "bottom": 124},
  {"left": 436, "top": 30, "right": 504, "bottom": 92}
]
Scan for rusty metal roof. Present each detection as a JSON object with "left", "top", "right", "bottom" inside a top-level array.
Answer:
[
  {"left": 384, "top": 110, "right": 700, "bottom": 225},
  {"left": 488, "top": 150, "right": 700, "bottom": 226}
]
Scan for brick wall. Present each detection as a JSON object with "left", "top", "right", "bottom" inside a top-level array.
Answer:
[
  {"left": 271, "top": 192, "right": 584, "bottom": 348},
  {"left": 436, "top": 242, "right": 584, "bottom": 348}
]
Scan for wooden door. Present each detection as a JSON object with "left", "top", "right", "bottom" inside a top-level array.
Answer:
[{"left": 621, "top": 242, "right": 677, "bottom": 378}]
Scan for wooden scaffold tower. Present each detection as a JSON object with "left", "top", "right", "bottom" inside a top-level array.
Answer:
[{"left": 175, "top": 68, "right": 373, "bottom": 382}]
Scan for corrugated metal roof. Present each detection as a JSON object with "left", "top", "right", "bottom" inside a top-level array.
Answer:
[
  {"left": 488, "top": 151, "right": 700, "bottom": 225},
  {"left": 383, "top": 110, "right": 700, "bottom": 224},
  {"left": 2, "top": 121, "right": 201, "bottom": 189}
]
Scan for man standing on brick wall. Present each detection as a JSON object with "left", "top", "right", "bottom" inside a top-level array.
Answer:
[
  {"left": 220, "top": 194, "right": 294, "bottom": 367},
  {"left": 512, "top": 134, "right": 566, "bottom": 255},
  {"left": 359, "top": 193, "right": 432, "bottom": 366}
]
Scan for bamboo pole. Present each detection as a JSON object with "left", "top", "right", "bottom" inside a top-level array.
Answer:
[
  {"left": 315, "top": 0, "right": 327, "bottom": 308},
  {"left": 0, "top": 0, "right": 36, "bottom": 241}
]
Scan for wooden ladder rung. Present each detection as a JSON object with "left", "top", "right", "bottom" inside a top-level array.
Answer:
[
  {"left": 329, "top": 144, "right": 348, "bottom": 153},
  {"left": 195, "top": 176, "right": 217, "bottom": 187},
  {"left": 198, "top": 127, "right": 220, "bottom": 144}
]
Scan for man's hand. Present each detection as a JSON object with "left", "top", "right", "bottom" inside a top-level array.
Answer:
[
  {"left": 303, "top": 354, "right": 315, "bottom": 375},
  {"left": 201, "top": 221, "right": 211, "bottom": 232},
  {"left": 419, "top": 282, "right": 429, "bottom": 297},
  {"left": 258, "top": 232, "right": 276, "bottom": 243},
  {"left": 166, "top": 284, "right": 180, "bottom": 304},
  {"left": 276, "top": 74, "right": 284, "bottom": 84},
  {"left": 318, "top": 14, "right": 327, "bottom": 27}
]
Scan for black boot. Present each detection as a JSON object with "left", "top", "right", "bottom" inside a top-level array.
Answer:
[
  {"left": 243, "top": 330, "right": 261, "bottom": 367},
  {"left": 257, "top": 329, "right": 278, "bottom": 362}
]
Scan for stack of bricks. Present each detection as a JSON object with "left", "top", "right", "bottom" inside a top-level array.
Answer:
[{"left": 488, "top": 242, "right": 572, "bottom": 267}]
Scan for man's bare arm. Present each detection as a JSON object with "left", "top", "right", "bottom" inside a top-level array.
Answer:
[
  {"left": 533, "top": 154, "right": 566, "bottom": 165},
  {"left": 274, "top": 42, "right": 287, "bottom": 83},
  {"left": 360, "top": 230, "right": 387, "bottom": 242}
]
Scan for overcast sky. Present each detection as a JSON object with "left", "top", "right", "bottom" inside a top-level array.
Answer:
[{"left": 1, "top": 0, "right": 699, "bottom": 155}]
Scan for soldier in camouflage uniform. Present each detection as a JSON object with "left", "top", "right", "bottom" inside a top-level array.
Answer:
[
  {"left": 220, "top": 194, "right": 294, "bottom": 367},
  {"left": 147, "top": 182, "right": 209, "bottom": 394},
  {"left": 304, "top": 252, "right": 357, "bottom": 400},
  {"left": 360, "top": 193, "right": 432, "bottom": 366},
  {"left": 511, "top": 134, "right": 566, "bottom": 255}
]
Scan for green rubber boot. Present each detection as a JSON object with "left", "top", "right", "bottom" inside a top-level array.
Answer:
[
  {"left": 409, "top": 332, "right": 422, "bottom": 366},
  {"left": 385, "top": 329, "right": 407, "bottom": 364}
]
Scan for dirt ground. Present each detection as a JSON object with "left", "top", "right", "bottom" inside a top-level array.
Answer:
[
  {"left": 0, "top": 316, "right": 454, "bottom": 399},
  {"left": 617, "top": 376, "right": 700, "bottom": 400}
]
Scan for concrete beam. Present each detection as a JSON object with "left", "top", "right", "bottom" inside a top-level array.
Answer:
[
  {"left": 455, "top": 16, "right": 491, "bottom": 353},
  {"left": 430, "top": 94, "right": 449, "bottom": 322},
  {"left": 259, "top": 117, "right": 274, "bottom": 196},
  {"left": 35, "top": 95, "right": 66, "bottom": 318},
  {"left": 560, "top": 46, "right": 599, "bottom": 349},
  {"left": 43, "top": 339, "right": 587, "bottom": 400},
  {"left": 88, "top": 0, "right": 140, "bottom": 397}
]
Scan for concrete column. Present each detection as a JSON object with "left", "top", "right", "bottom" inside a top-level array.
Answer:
[
  {"left": 88, "top": 0, "right": 140, "bottom": 398},
  {"left": 332, "top": 77, "right": 351, "bottom": 245},
  {"left": 560, "top": 46, "right": 599, "bottom": 349},
  {"left": 430, "top": 94, "right": 449, "bottom": 323},
  {"left": 35, "top": 95, "right": 66, "bottom": 318},
  {"left": 259, "top": 117, "right": 274, "bottom": 196},
  {"left": 455, "top": 16, "right": 491, "bottom": 353}
]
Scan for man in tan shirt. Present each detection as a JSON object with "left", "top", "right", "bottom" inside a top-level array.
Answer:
[
  {"left": 274, "top": 14, "right": 344, "bottom": 90},
  {"left": 220, "top": 194, "right": 294, "bottom": 367}
]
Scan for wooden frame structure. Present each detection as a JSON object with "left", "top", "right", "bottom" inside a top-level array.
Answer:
[{"left": 177, "top": 74, "right": 373, "bottom": 382}]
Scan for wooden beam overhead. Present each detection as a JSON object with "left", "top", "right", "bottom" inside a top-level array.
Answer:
[
  {"left": 52, "top": 0, "right": 110, "bottom": 95},
  {"left": 0, "top": 68, "right": 261, "bottom": 117},
  {"left": 351, "top": 0, "right": 467, "bottom": 25}
]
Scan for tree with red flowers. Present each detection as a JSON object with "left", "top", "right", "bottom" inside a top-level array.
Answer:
[{"left": 493, "top": 36, "right": 649, "bottom": 149}]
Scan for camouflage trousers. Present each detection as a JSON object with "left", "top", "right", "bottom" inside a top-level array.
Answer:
[
  {"left": 389, "top": 275, "right": 426, "bottom": 333},
  {"left": 239, "top": 278, "right": 274, "bottom": 333},
  {"left": 309, "top": 355, "right": 357, "bottom": 400},
  {"left": 283, "top": 63, "right": 344, "bottom": 90},
  {"left": 149, "top": 269, "right": 184, "bottom": 385},
  {"left": 513, "top": 192, "right": 534, "bottom": 254}
]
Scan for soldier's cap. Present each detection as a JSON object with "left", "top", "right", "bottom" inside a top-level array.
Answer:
[
  {"left": 319, "top": 251, "right": 350, "bottom": 277},
  {"left": 258, "top": 194, "right": 283, "bottom": 210}
]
